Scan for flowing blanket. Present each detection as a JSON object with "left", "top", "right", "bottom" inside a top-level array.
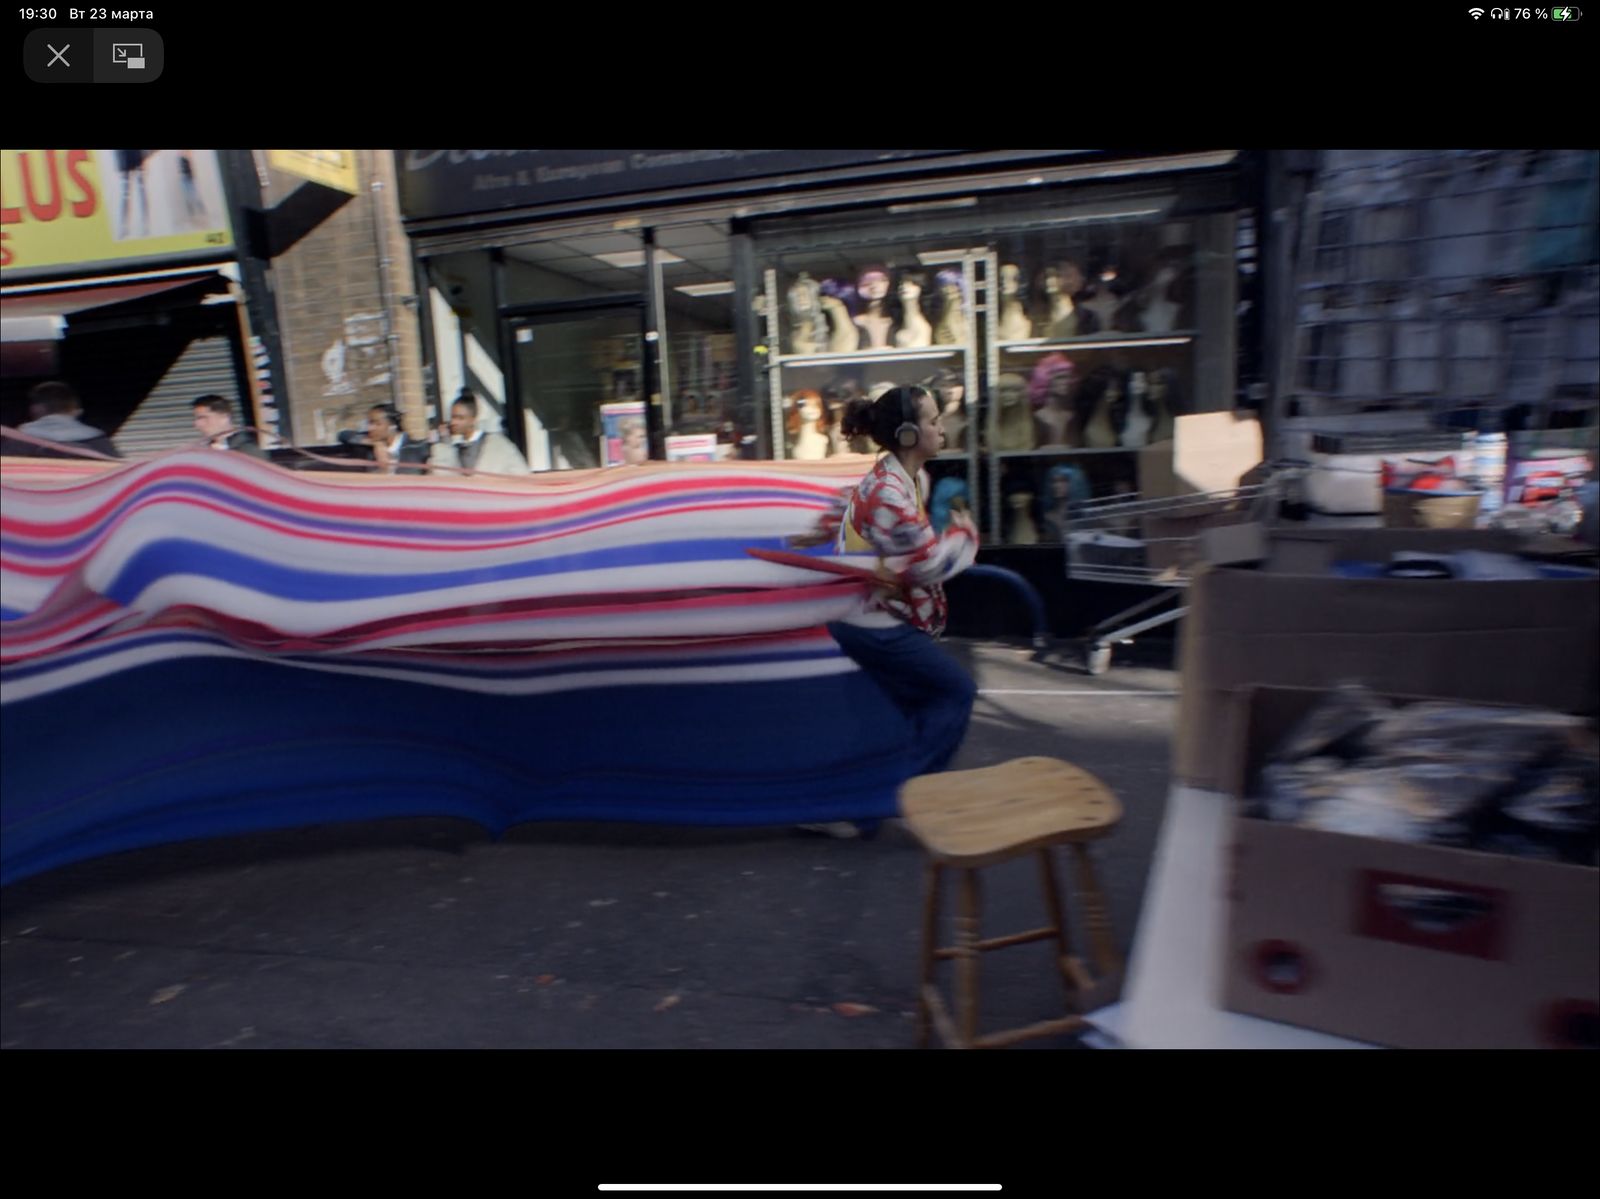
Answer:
[{"left": 0, "top": 452, "right": 911, "bottom": 885}]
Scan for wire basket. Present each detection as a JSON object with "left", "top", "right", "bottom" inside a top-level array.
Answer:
[{"left": 1064, "top": 485, "right": 1269, "bottom": 585}]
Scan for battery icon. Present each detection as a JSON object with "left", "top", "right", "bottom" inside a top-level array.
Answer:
[{"left": 1552, "top": 5, "right": 1580, "bottom": 17}]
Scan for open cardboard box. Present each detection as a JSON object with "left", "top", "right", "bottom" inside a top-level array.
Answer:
[
  {"left": 1174, "top": 527, "right": 1600, "bottom": 792},
  {"left": 1220, "top": 685, "right": 1599, "bottom": 1050},
  {"left": 1137, "top": 411, "right": 1263, "bottom": 500}
]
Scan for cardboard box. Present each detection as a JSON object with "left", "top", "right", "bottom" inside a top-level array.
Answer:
[
  {"left": 1174, "top": 528, "right": 1600, "bottom": 792},
  {"left": 1220, "top": 685, "right": 1599, "bottom": 1050},
  {"left": 1137, "top": 411, "right": 1263, "bottom": 500}
]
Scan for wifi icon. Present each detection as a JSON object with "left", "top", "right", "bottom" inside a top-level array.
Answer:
[{"left": 1469, "top": 5, "right": 1485, "bottom": 13}]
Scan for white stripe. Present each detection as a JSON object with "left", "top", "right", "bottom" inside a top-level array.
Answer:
[
  {"left": 977, "top": 689, "right": 1178, "bottom": 697},
  {"left": 597, "top": 1189, "right": 1001, "bottom": 1194}
]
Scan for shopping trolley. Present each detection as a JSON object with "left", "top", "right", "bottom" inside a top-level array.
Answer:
[{"left": 1064, "top": 484, "right": 1271, "bottom": 674}]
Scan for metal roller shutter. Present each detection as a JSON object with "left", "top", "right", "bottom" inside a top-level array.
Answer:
[{"left": 115, "top": 334, "right": 245, "bottom": 459}]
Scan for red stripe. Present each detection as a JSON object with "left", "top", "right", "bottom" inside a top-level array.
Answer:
[
  {"left": 1, "top": 496, "right": 830, "bottom": 577},
  {"left": 3, "top": 462, "right": 848, "bottom": 538}
]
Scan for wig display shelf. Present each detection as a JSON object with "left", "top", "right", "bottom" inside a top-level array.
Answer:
[
  {"left": 999, "top": 334, "right": 1197, "bottom": 353},
  {"left": 773, "top": 347, "right": 965, "bottom": 368}
]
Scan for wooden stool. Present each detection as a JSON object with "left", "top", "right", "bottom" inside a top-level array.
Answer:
[{"left": 900, "top": 755, "right": 1124, "bottom": 1050}]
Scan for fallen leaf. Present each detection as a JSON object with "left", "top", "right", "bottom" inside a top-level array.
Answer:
[
  {"left": 536, "top": 974, "right": 557, "bottom": 986},
  {"left": 831, "top": 1002, "right": 878, "bottom": 1018},
  {"left": 589, "top": 899, "right": 617, "bottom": 908},
  {"left": 150, "top": 985, "right": 186, "bottom": 1006},
  {"left": 654, "top": 994, "right": 681, "bottom": 1012}
]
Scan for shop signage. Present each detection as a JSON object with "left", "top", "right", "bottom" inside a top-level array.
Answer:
[
  {"left": 267, "top": 150, "right": 361, "bottom": 196},
  {"left": 395, "top": 149, "right": 978, "bottom": 221},
  {"left": 0, "top": 149, "right": 235, "bottom": 282}
]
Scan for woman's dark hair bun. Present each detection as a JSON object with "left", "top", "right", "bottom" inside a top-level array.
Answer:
[{"left": 839, "top": 398, "right": 875, "bottom": 440}]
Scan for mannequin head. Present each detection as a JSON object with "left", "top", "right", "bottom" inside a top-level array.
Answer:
[
  {"left": 897, "top": 270, "right": 926, "bottom": 307},
  {"left": 996, "top": 373, "right": 1028, "bottom": 410},
  {"left": 1148, "top": 368, "right": 1183, "bottom": 411},
  {"left": 934, "top": 368, "right": 965, "bottom": 412},
  {"left": 787, "top": 272, "right": 821, "bottom": 317},
  {"left": 1000, "top": 263, "right": 1023, "bottom": 296},
  {"left": 935, "top": 268, "right": 965, "bottom": 305},
  {"left": 930, "top": 476, "right": 971, "bottom": 533},
  {"left": 1058, "top": 261, "right": 1086, "bottom": 296},
  {"left": 857, "top": 268, "right": 891, "bottom": 305},
  {"left": 793, "top": 390, "right": 823, "bottom": 423},
  {"left": 1028, "top": 353, "right": 1075, "bottom": 410}
]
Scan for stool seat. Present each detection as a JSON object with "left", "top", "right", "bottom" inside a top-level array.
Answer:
[
  {"left": 900, "top": 755, "right": 1125, "bottom": 1049},
  {"left": 900, "top": 756, "right": 1122, "bottom": 868}
]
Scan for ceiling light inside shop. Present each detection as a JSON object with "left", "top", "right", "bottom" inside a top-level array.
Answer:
[
  {"left": 1044, "top": 198, "right": 1173, "bottom": 226},
  {"left": 886, "top": 197, "right": 978, "bottom": 214},
  {"left": 675, "top": 281, "right": 736, "bottom": 297},
  {"left": 916, "top": 249, "right": 982, "bottom": 266},
  {"left": 592, "top": 249, "right": 684, "bottom": 269}
]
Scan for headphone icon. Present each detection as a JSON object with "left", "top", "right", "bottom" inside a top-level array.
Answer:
[{"left": 893, "top": 387, "right": 923, "bottom": 449}]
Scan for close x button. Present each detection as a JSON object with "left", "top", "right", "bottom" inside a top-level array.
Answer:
[{"left": 23, "top": 28, "right": 92, "bottom": 83}]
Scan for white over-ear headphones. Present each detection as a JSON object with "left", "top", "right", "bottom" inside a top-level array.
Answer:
[{"left": 893, "top": 388, "right": 922, "bottom": 450}]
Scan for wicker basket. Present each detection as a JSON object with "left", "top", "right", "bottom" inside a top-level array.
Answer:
[{"left": 1382, "top": 488, "right": 1482, "bottom": 530}]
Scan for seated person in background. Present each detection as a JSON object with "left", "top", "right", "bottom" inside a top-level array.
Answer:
[
  {"left": 429, "top": 389, "right": 529, "bottom": 475},
  {"left": 339, "top": 403, "right": 430, "bottom": 473},
  {"left": 192, "top": 394, "right": 267, "bottom": 458},
  {"left": 3, "top": 381, "right": 122, "bottom": 459}
]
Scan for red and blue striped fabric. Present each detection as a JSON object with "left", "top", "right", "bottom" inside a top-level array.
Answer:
[{"left": 1, "top": 452, "right": 915, "bottom": 885}]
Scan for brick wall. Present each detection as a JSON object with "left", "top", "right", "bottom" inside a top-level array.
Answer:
[{"left": 258, "top": 150, "right": 426, "bottom": 444}]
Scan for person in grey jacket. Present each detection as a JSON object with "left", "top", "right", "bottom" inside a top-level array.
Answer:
[
  {"left": 429, "top": 390, "right": 528, "bottom": 475},
  {"left": 3, "top": 381, "right": 122, "bottom": 459}
]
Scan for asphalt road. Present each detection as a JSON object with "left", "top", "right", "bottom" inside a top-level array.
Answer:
[{"left": 1, "top": 637, "right": 1179, "bottom": 1050}]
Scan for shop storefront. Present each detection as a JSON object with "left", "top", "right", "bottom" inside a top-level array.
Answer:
[
  {"left": 397, "top": 149, "right": 1263, "bottom": 551},
  {"left": 0, "top": 149, "right": 261, "bottom": 453}
]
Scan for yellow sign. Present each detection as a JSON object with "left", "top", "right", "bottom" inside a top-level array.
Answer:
[
  {"left": 0, "top": 150, "right": 235, "bottom": 281},
  {"left": 268, "top": 150, "right": 360, "bottom": 196}
]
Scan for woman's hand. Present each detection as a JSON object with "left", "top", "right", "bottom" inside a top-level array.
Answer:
[
  {"left": 871, "top": 563, "right": 908, "bottom": 598},
  {"left": 787, "top": 528, "right": 833, "bottom": 549}
]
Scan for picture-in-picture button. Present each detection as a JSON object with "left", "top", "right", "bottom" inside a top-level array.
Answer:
[{"left": 93, "top": 28, "right": 164, "bottom": 82}]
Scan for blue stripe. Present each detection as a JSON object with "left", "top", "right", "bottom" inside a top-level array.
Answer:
[{"left": 98, "top": 535, "right": 808, "bottom": 606}]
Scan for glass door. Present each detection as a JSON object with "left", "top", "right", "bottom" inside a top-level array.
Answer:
[{"left": 504, "top": 301, "right": 648, "bottom": 471}]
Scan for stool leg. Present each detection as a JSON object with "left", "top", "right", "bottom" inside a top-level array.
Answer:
[
  {"left": 917, "top": 861, "right": 942, "bottom": 1049},
  {"left": 1071, "top": 842, "right": 1124, "bottom": 989},
  {"left": 1037, "top": 848, "right": 1080, "bottom": 1008},
  {"left": 957, "top": 868, "right": 982, "bottom": 1049}
]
